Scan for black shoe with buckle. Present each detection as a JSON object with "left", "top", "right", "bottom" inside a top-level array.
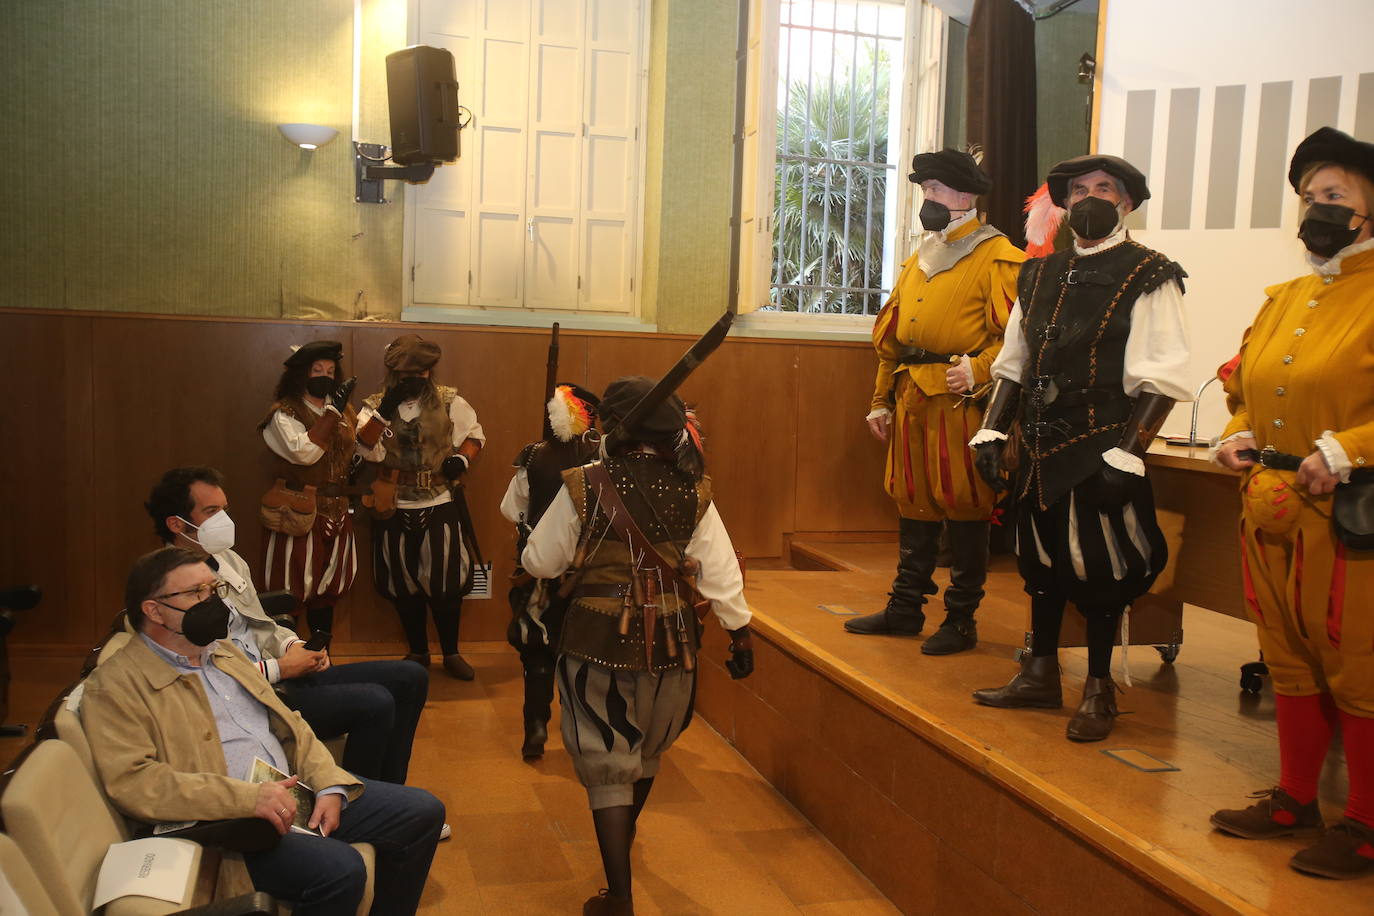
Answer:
[
  {"left": 921, "top": 613, "right": 977, "bottom": 655},
  {"left": 1065, "top": 675, "right": 1120, "bottom": 742}
]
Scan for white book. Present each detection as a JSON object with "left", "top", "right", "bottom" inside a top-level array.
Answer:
[{"left": 92, "top": 837, "right": 196, "bottom": 908}]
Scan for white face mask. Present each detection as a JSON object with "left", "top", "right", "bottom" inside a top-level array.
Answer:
[{"left": 179, "top": 511, "right": 236, "bottom": 554}]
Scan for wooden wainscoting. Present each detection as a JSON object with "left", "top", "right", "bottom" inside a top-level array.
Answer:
[{"left": 0, "top": 308, "right": 895, "bottom": 654}]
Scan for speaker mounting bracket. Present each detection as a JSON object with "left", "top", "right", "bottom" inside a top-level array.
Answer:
[{"left": 353, "top": 142, "right": 437, "bottom": 204}]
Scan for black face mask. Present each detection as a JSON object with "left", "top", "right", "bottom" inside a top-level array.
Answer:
[
  {"left": 397, "top": 376, "right": 429, "bottom": 400},
  {"left": 162, "top": 595, "right": 231, "bottom": 646},
  {"left": 304, "top": 376, "right": 335, "bottom": 398},
  {"left": 919, "top": 199, "right": 952, "bottom": 231},
  {"left": 1068, "top": 196, "right": 1121, "bottom": 240},
  {"left": 1299, "top": 203, "right": 1367, "bottom": 258}
]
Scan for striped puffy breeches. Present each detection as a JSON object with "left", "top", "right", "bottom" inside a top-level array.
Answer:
[
  {"left": 1240, "top": 471, "right": 1374, "bottom": 716},
  {"left": 885, "top": 374, "right": 997, "bottom": 522},
  {"left": 1015, "top": 473, "right": 1167, "bottom": 610},
  {"left": 370, "top": 501, "right": 469, "bottom": 601},
  {"left": 261, "top": 513, "right": 356, "bottom": 608},
  {"left": 556, "top": 654, "right": 695, "bottom": 810}
]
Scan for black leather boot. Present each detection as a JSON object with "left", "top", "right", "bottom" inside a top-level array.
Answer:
[
  {"left": 845, "top": 518, "right": 939, "bottom": 636},
  {"left": 521, "top": 718, "right": 549, "bottom": 758},
  {"left": 921, "top": 610, "right": 977, "bottom": 655},
  {"left": 972, "top": 655, "right": 1063, "bottom": 708},
  {"left": 922, "top": 520, "right": 989, "bottom": 655}
]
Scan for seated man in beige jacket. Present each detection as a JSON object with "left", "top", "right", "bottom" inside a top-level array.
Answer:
[{"left": 82, "top": 546, "right": 444, "bottom": 916}]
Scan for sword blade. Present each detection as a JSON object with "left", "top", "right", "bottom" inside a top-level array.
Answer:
[{"left": 605, "top": 311, "right": 733, "bottom": 450}]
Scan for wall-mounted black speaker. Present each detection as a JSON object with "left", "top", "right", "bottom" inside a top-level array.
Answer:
[{"left": 386, "top": 45, "right": 459, "bottom": 166}]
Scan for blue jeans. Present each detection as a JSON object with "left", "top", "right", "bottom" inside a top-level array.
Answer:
[
  {"left": 279, "top": 660, "right": 429, "bottom": 784},
  {"left": 244, "top": 778, "right": 445, "bottom": 916}
]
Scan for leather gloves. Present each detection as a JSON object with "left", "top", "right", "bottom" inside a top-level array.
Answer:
[
  {"left": 441, "top": 454, "right": 468, "bottom": 481},
  {"left": 1095, "top": 392, "right": 1176, "bottom": 510},
  {"left": 970, "top": 378, "right": 1022, "bottom": 492},
  {"left": 328, "top": 376, "right": 357, "bottom": 415},
  {"left": 377, "top": 376, "right": 427, "bottom": 420},
  {"left": 973, "top": 441, "right": 1009, "bottom": 493},
  {"left": 725, "top": 625, "right": 754, "bottom": 680},
  {"left": 1092, "top": 464, "right": 1138, "bottom": 510}
]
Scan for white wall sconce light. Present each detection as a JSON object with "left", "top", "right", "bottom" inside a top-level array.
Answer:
[{"left": 277, "top": 123, "right": 340, "bottom": 150}]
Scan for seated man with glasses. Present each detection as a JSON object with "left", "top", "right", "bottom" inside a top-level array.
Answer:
[
  {"left": 142, "top": 467, "right": 432, "bottom": 795},
  {"left": 83, "top": 546, "right": 445, "bottom": 913}
]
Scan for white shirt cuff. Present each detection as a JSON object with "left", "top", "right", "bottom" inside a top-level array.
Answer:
[
  {"left": 968, "top": 429, "right": 1008, "bottom": 448},
  {"left": 1209, "top": 430, "right": 1254, "bottom": 467},
  {"left": 956, "top": 355, "right": 975, "bottom": 389},
  {"left": 264, "top": 658, "right": 282, "bottom": 684},
  {"left": 1317, "top": 430, "right": 1353, "bottom": 482},
  {"left": 865, "top": 407, "right": 891, "bottom": 422},
  {"left": 1102, "top": 447, "right": 1145, "bottom": 477}
]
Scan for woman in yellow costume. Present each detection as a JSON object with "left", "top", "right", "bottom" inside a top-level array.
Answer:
[{"left": 1212, "top": 127, "right": 1374, "bottom": 880}]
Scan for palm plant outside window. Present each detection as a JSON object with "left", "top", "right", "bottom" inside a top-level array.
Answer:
[{"left": 771, "top": 0, "right": 907, "bottom": 316}]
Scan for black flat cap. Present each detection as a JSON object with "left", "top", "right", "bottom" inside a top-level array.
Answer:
[
  {"left": 908, "top": 149, "right": 992, "bottom": 195},
  {"left": 597, "top": 375, "right": 686, "bottom": 440},
  {"left": 1288, "top": 126, "right": 1374, "bottom": 191},
  {"left": 284, "top": 340, "right": 343, "bottom": 368},
  {"left": 1046, "top": 154, "right": 1150, "bottom": 208}
]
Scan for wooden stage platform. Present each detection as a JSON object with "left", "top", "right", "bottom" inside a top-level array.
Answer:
[{"left": 693, "top": 540, "right": 1364, "bottom": 916}]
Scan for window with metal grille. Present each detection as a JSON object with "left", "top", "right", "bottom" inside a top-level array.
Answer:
[{"left": 768, "top": 0, "right": 907, "bottom": 316}]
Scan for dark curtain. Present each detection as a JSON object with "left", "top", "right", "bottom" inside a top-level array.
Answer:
[{"left": 966, "top": 0, "right": 1037, "bottom": 249}]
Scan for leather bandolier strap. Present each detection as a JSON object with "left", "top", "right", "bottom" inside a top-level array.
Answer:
[{"left": 581, "top": 462, "right": 709, "bottom": 671}]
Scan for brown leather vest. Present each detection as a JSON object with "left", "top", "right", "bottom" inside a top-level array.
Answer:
[
  {"left": 363, "top": 385, "right": 458, "bottom": 502},
  {"left": 264, "top": 397, "right": 358, "bottom": 523},
  {"left": 558, "top": 453, "right": 712, "bottom": 672}
]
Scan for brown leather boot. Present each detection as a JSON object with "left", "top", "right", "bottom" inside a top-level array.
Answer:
[
  {"left": 1290, "top": 818, "right": 1374, "bottom": 879},
  {"left": 972, "top": 655, "right": 1062, "bottom": 708},
  {"left": 442, "top": 653, "right": 475, "bottom": 680},
  {"left": 583, "top": 889, "right": 634, "bottom": 915},
  {"left": 1210, "top": 787, "right": 1324, "bottom": 839},
  {"left": 1066, "top": 676, "right": 1119, "bottom": 742}
]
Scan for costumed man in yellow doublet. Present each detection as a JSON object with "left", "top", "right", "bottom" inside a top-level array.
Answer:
[
  {"left": 1212, "top": 127, "right": 1374, "bottom": 881},
  {"left": 846, "top": 149, "right": 1025, "bottom": 654}
]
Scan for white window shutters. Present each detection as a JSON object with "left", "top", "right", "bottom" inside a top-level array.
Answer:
[{"left": 410, "top": 0, "right": 643, "bottom": 315}]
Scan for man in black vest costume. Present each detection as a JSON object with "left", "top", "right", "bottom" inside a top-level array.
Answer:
[
  {"left": 968, "top": 155, "right": 1192, "bottom": 742},
  {"left": 522, "top": 376, "right": 753, "bottom": 916},
  {"left": 499, "top": 382, "right": 601, "bottom": 758}
]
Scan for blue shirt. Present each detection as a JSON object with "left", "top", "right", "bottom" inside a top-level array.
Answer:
[
  {"left": 140, "top": 633, "right": 288, "bottom": 779},
  {"left": 139, "top": 634, "right": 347, "bottom": 808}
]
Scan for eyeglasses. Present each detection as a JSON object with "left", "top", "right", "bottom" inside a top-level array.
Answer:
[{"left": 153, "top": 580, "right": 230, "bottom": 604}]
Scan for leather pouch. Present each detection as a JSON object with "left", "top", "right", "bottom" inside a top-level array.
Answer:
[
  {"left": 363, "top": 472, "right": 398, "bottom": 520},
  {"left": 259, "top": 479, "right": 317, "bottom": 536},
  {"left": 1333, "top": 473, "right": 1374, "bottom": 549}
]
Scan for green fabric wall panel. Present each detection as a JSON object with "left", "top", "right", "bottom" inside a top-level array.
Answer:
[
  {"left": 2, "top": 0, "right": 739, "bottom": 333},
  {"left": 1, "top": 0, "right": 405, "bottom": 319},
  {"left": 641, "top": 0, "right": 738, "bottom": 334}
]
